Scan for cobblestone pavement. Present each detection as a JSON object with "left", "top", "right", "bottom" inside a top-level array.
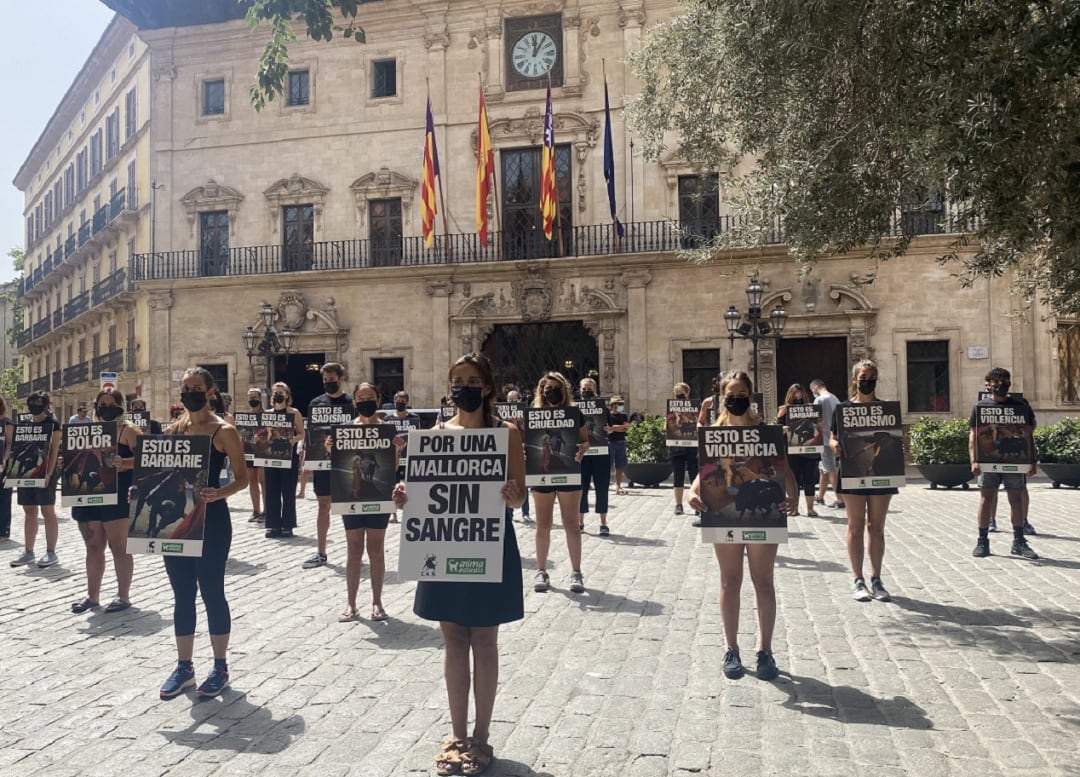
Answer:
[{"left": 1, "top": 475, "right": 1078, "bottom": 777}]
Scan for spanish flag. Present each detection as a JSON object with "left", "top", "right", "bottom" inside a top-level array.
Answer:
[
  {"left": 421, "top": 98, "right": 440, "bottom": 249},
  {"left": 476, "top": 89, "right": 495, "bottom": 247},
  {"left": 539, "top": 84, "right": 557, "bottom": 241}
]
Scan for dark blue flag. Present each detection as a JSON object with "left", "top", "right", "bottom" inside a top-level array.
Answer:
[{"left": 603, "top": 78, "right": 625, "bottom": 238}]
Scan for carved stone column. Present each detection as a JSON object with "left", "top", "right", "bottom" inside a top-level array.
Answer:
[
  {"left": 426, "top": 278, "right": 454, "bottom": 396},
  {"left": 620, "top": 268, "right": 652, "bottom": 407},
  {"left": 146, "top": 291, "right": 174, "bottom": 414}
]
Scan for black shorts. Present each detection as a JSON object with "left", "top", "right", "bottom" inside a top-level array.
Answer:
[
  {"left": 532, "top": 485, "right": 581, "bottom": 494},
  {"left": 342, "top": 513, "right": 390, "bottom": 531},
  {"left": 18, "top": 472, "right": 59, "bottom": 507},
  {"left": 314, "top": 470, "right": 332, "bottom": 497}
]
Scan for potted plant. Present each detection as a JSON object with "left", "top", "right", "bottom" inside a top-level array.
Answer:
[
  {"left": 1034, "top": 417, "right": 1080, "bottom": 488},
  {"left": 909, "top": 416, "right": 975, "bottom": 489},
  {"left": 624, "top": 413, "right": 673, "bottom": 487}
]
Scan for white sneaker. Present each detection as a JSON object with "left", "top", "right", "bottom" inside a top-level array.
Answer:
[
  {"left": 569, "top": 571, "right": 585, "bottom": 594},
  {"left": 533, "top": 571, "right": 551, "bottom": 592},
  {"left": 37, "top": 551, "right": 59, "bottom": 568},
  {"left": 852, "top": 578, "right": 872, "bottom": 602},
  {"left": 10, "top": 550, "right": 35, "bottom": 567}
]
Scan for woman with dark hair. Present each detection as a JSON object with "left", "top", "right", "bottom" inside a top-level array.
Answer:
[
  {"left": 777, "top": 383, "right": 821, "bottom": 518},
  {"left": 0, "top": 394, "right": 12, "bottom": 540},
  {"left": 70, "top": 389, "right": 141, "bottom": 613},
  {"left": 158, "top": 367, "right": 249, "bottom": 700},
  {"left": 688, "top": 371, "right": 796, "bottom": 681},
  {"left": 5, "top": 390, "right": 62, "bottom": 567},
  {"left": 395, "top": 352, "right": 526, "bottom": 777},
  {"left": 262, "top": 381, "right": 305, "bottom": 539},
  {"left": 530, "top": 371, "right": 590, "bottom": 593},
  {"left": 244, "top": 387, "right": 266, "bottom": 523},
  {"left": 670, "top": 382, "right": 699, "bottom": 516},
  {"left": 829, "top": 359, "right": 897, "bottom": 603},
  {"left": 338, "top": 382, "right": 400, "bottom": 623}
]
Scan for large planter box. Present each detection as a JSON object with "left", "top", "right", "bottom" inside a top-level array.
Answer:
[
  {"left": 623, "top": 461, "right": 673, "bottom": 488},
  {"left": 1039, "top": 462, "right": 1080, "bottom": 489},
  {"left": 915, "top": 463, "right": 974, "bottom": 490}
]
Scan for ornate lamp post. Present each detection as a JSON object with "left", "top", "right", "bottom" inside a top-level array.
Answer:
[
  {"left": 724, "top": 277, "right": 788, "bottom": 390},
  {"left": 243, "top": 302, "right": 296, "bottom": 391}
]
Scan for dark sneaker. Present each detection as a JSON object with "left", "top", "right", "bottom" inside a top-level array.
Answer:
[
  {"left": 972, "top": 537, "right": 990, "bottom": 558},
  {"left": 755, "top": 650, "right": 779, "bottom": 681},
  {"left": 1023, "top": 521, "right": 1037, "bottom": 536},
  {"left": 988, "top": 519, "right": 998, "bottom": 533},
  {"left": 159, "top": 664, "right": 196, "bottom": 700},
  {"left": 301, "top": 553, "right": 327, "bottom": 569},
  {"left": 870, "top": 578, "right": 891, "bottom": 602},
  {"left": 598, "top": 524, "right": 610, "bottom": 537},
  {"left": 1011, "top": 540, "right": 1039, "bottom": 560},
  {"left": 722, "top": 649, "right": 744, "bottom": 679},
  {"left": 197, "top": 666, "right": 230, "bottom": 698},
  {"left": 569, "top": 571, "right": 585, "bottom": 593},
  {"left": 674, "top": 504, "right": 684, "bottom": 516},
  {"left": 852, "top": 578, "right": 872, "bottom": 602},
  {"left": 533, "top": 571, "right": 551, "bottom": 592}
]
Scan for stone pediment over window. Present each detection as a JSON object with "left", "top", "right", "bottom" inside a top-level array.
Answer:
[
  {"left": 478, "top": 108, "right": 599, "bottom": 149},
  {"left": 350, "top": 167, "right": 418, "bottom": 230},
  {"left": 264, "top": 173, "right": 328, "bottom": 238},
  {"left": 180, "top": 180, "right": 243, "bottom": 237}
]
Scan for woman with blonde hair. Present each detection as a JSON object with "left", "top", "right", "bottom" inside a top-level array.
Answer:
[
  {"left": 531, "top": 371, "right": 589, "bottom": 593},
  {"left": 777, "top": 383, "right": 820, "bottom": 518},
  {"left": 688, "top": 371, "right": 796, "bottom": 681}
]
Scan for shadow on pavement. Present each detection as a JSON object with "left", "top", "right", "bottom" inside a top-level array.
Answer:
[
  {"left": 486, "top": 759, "right": 556, "bottom": 777},
  {"left": 775, "top": 555, "right": 847, "bottom": 574},
  {"left": 562, "top": 590, "right": 665, "bottom": 616},
  {"left": 778, "top": 673, "right": 932, "bottom": 729},
  {"left": 158, "top": 690, "right": 306, "bottom": 753},
  {"left": 225, "top": 559, "right": 267, "bottom": 576},
  {"left": 356, "top": 616, "right": 443, "bottom": 650},
  {"left": 603, "top": 534, "right": 667, "bottom": 547},
  {"left": 79, "top": 607, "right": 170, "bottom": 637}
]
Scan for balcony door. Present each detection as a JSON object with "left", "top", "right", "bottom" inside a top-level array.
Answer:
[
  {"left": 283, "top": 204, "right": 314, "bottom": 272},
  {"left": 501, "top": 145, "right": 573, "bottom": 260},
  {"left": 199, "top": 210, "right": 229, "bottom": 276}
]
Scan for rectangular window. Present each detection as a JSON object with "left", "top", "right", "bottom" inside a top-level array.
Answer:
[
  {"left": 287, "top": 70, "right": 310, "bottom": 106},
  {"left": 1058, "top": 321, "right": 1080, "bottom": 403},
  {"left": 127, "top": 159, "right": 137, "bottom": 208},
  {"left": 678, "top": 174, "right": 721, "bottom": 249},
  {"left": 202, "top": 79, "right": 225, "bottom": 116},
  {"left": 907, "top": 340, "right": 950, "bottom": 412},
  {"left": 682, "top": 348, "right": 721, "bottom": 401},
  {"left": 64, "top": 164, "right": 74, "bottom": 209},
  {"left": 282, "top": 204, "right": 314, "bottom": 272},
  {"left": 26, "top": 217, "right": 33, "bottom": 248},
  {"left": 197, "top": 363, "right": 229, "bottom": 395},
  {"left": 108, "top": 324, "right": 117, "bottom": 352},
  {"left": 372, "top": 60, "right": 396, "bottom": 99},
  {"left": 106, "top": 109, "right": 120, "bottom": 161},
  {"left": 369, "top": 198, "right": 403, "bottom": 267},
  {"left": 124, "top": 87, "right": 137, "bottom": 140},
  {"left": 199, "top": 210, "right": 230, "bottom": 277},
  {"left": 371, "top": 358, "right": 404, "bottom": 406},
  {"left": 52, "top": 181, "right": 63, "bottom": 218},
  {"left": 108, "top": 249, "right": 118, "bottom": 274},
  {"left": 90, "top": 130, "right": 103, "bottom": 176},
  {"left": 44, "top": 192, "right": 53, "bottom": 229},
  {"left": 76, "top": 149, "right": 88, "bottom": 191},
  {"left": 500, "top": 145, "right": 574, "bottom": 260}
]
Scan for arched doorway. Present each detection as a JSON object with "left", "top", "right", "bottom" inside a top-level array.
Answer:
[{"left": 482, "top": 321, "right": 599, "bottom": 397}]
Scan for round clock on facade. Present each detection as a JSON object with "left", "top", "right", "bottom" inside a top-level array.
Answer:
[{"left": 511, "top": 31, "right": 558, "bottom": 79}]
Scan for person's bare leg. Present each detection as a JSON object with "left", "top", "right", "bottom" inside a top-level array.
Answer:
[
  {"left": 316, "top": 495, "right": 331, "bottom": 556},
  {"left": 557, "top": 490, "right": 583, "bottom": 571},
  {"left": 532, "top": 491, "right": 555, "bottom": 571},
  {"left": 104, "top": 520, "right": 133, "bottom": 602},
  {"left": 746, "top": 543, "right": 778, "bottom": 652},
  {"left": 367, "top": 528, "right": 386, "bottom": 615},
  {"left": 470, "top": 626, "right": 500, "bottom": 743},
  {"left": 844, "top": 494, "right": 869, "bottom": 580},
  {"left": 441, "top": 623, "right": 472, "bottom": 741},
  {"left": 713, "top": 544, "right": 745, "bottom": 649},
  {"left": 79, "top": 522, "right": 106, "bottom": 602}
]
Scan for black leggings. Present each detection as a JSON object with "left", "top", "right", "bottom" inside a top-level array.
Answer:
[
  {"left": 0, "top": 476, "right": 11, "bottom": 536},
  {"left": 264, "top": 455, "right": 299, "bottom": 530},
  {"left": 670, "top": 450, "right": 699, "bottom": 489},
  {"left": 579, "top": 454, "right": 611, "bottom": 514},
  {"left": 164, "top": 504, "right": 232, "bottom": 637},
  {"left": 789, "top": 456, "right": 820, "bottom": 496}
]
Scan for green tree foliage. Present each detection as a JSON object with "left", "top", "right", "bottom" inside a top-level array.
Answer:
[
  {"left": 247, "top": 0, "right": 369, "bottom": 111},
  {"left": 3, "top": 247, "right": 24, "bottom": 401},
  {"left": 627, "top": 0, "right": 1080, "bottom": 314}
]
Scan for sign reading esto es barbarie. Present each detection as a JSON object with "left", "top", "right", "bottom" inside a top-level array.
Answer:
[
  {"left": 4, "top": 421, "right": 52, "bottom": 488},
  {"left": 399, "top": 428, "right": 509, "bottom": 583},
  {"left": 784, "top": 404, "right": 824, "bottom": 455},
  {"left": 127, "top": 435, "right": 211, "bottom": 557}
]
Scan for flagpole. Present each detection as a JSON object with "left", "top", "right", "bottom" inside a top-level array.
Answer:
[
  {"left": 480, "top": 74, "right": 501, "bottom": 246},
  {"left": 429, "top": 80, "right": 451, "bottom": 261},
  {"left": 546, "top": 68, "right": 563, "bottom": 259}
]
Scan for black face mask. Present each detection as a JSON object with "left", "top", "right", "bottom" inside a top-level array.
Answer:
[
  {"left": 451, "top": 385, "right": 485, "bottom": 413},
  {"left": 394, "top": 402, "right": 408, "bottom": 412},
  {"left": 356, "top": 400, "right": 379, "bottom": 418},
  {"left": 248, "top": 398, "right": 262, "bottom": 408},
  {"left": 27, "top": 401, "right": 46, "bottom": 415},
  {"left": 272, "top": 394, "right": 286, "bottom": 405},
  {"left": 724, "top": 396, "right": 751, "bottom": 416},
  {"left": 857, "top": 379, "right": 878, "bottom": 396},
  {"left": 581, "top": 390, "right": 595, "bottom": 401},
  {"left": 790, "top": 396, "right": 805, "bottom": 405},
  {"left": 323, "top": 381, "right": 340, "bottom": 395},
  {"left": 542, "top": 388, "right": 563, "bottom": 405},
  {"left": 180, "top": 391, "right": 208, "bottom": 412},
  {"left": 991, "top": 382, "right": 1011, "bottom": 397},
  {"left": 97, "top": 406, "right": 124, "bottom": 422},
  {"left": 675, "top": 394, "right": 687, "bottom": 400}
]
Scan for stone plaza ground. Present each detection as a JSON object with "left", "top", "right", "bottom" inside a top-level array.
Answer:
[{"left": 1, "top": 475, "right": 1078, "bottom": 777}]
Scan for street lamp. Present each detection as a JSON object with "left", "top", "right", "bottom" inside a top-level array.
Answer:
[
  {"left": 724, "top": 277, "right": 788, "bottom": 389},
  {"left": 243, "top": 302, "right": 296, "bottom": 391}
]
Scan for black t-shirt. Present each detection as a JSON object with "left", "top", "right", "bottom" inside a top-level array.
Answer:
[
  {"left": 308, "top": 392, "right": 355, "bottom": 423},
  {"left": 382, "top": 411, "right": 422, "bottom": 454},
  {"left": 608, "top": 412, "right": 629, "bottom": 442}
]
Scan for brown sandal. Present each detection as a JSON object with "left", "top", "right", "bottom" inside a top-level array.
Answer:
[
  {"left": 435, "top": 738, "right": 467, "bottom": 776},
  {"left": 461, "top": 739, "right": 494, "bottom": 776}
]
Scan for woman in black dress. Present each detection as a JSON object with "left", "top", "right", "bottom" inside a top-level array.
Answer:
[
  {"left": 6, "top": 390, "right": 62, "bottom": 568},
  {"left": 396, "top": 353, "right": 525, "bottom": 777},
  {"left": 70, "top": 389, "right": 141, "bottom": 613},
  {"left": 829, "top": 359, "right": 897, "bottom": 603}
]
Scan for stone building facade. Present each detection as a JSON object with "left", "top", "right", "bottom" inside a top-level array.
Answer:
[{"left": 17, "top": 1, "right": 1080, "bottom": 423}]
